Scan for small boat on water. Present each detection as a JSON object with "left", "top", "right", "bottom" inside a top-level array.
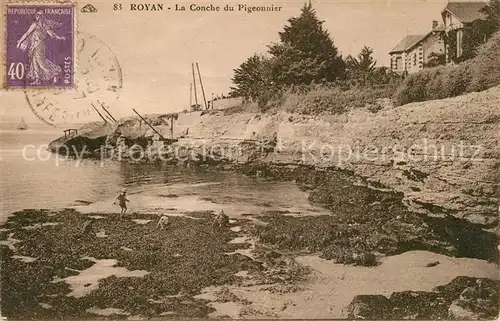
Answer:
[{"left": 17, "top": 118, "right": 27, "bottom": 130}]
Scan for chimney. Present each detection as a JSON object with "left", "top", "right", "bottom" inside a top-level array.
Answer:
[{"left": 432, "top": 20, "right": 439, "bottom": 29}]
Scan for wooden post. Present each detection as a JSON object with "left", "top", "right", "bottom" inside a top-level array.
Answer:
[
  {"left": 100, "top": 104, "right": 118, "bottom": 123},
  {"left": 132, "top": 108, "right": 165, "bottom": 140},
  {"left": 189, "top": 83, "right": 193, "bottom": 111},
  {"left": 91, "top": 103, "right": 108, "bottom": 123},
  {"left": 170, "top": 117, "right": 174, "bottom": 138},
  {"left": 191, "top": 63, "right": 199, "bottom": 110},
  {"left": 196, "top": 63, "right": 208, "bottom": 110},
  {"left": 63, "top": 129, "right": 78, "bottom": 140}
]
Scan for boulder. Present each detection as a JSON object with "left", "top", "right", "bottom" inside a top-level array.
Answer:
[
  {"left": 48, "top": 122, "right": 115, "bottom": 156},
  {"left": 346, "top": 295, "right": 393, "bottom": 319},
  {"left": 346, "top": 277, "right": 500, "bottom": 320},
  {"left": 113, "top": 115, "right": 170, "bottom": 142},
  {"left": 352, "top": 252, "right": 377, "bottom": 266},
  {"left": 390, "top": 290, "right": 449, "bottom": 319},
  {"left": 448, "top": 302, "right": 482, "bottom": 319},
  {"left": 425, "top": 260, "right": 440, "bottom": 267},
  {"left": 448, "top": 280, "right": 499, "bottom": 319}
]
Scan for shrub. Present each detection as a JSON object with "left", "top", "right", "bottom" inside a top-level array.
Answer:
[
  {"left": 393, "top": 31, "right": 500, "bottom": 106},
  {"left": 296, "top": 87, "right": 349, "bottom": 115},
  {"left": 425, "top": 66, "right": 448, "bottom": 99},
  {"left": 393, "top": 68, "right": 436, "bottom": 105},
  {"left": 446, "top": 63, "right": 473, "bottom": 96},
  {"left": 467, "top": 31, "right": 500, "bottom": 92},
  {"left": 393, "top": 65, "right": 473, "bottom": 106},
  {"left": 222, "top": 103, "right": 259, "bottom": 116},
  {"left": 278, "top": 85, "right": 396, "bottom": 115}
]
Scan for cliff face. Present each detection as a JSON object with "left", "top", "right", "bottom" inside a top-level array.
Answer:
[
  {"left": 164, "top": 86, "right": 500, "bottom": 226},
  {"left": 48, "top": 87, "right": 499, "bottom": 226}
]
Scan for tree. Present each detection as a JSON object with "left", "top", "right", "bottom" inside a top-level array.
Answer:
[
  {"left": 481, "top": 0, "right": 500, "bottom": 33},
  {"left": 464, "top": 0, "right": 500, "bottom": 60},
  {"left": 229, "top": 54, "right": 273, "bottom": 102},
  {"left": 267, "top": 2, "right": 345, "bottom": 86},
  {"left": 366, "top": 67, "right": 403, "bottom": 86},
  {"left": 346, "top": 46, "right": 377, "bottom": 81}
]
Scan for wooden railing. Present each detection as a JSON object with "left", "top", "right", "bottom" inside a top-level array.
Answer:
[{"left": 63, "top": 129, "right": 78, "bottom": 139}]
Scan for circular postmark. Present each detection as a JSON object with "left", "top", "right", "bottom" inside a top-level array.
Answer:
[{"left": 25, "top": 32, "right": 123, "bottom": 127}]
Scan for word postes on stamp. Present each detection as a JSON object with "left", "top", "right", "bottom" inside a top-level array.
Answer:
[
  {"left": 25, "top": 33, "right": 123, "bottom": 127},
  {"left": 5, "top": 4, "right": 75, "bottom": 88}
]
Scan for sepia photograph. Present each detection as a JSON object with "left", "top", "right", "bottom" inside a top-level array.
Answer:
[{"left": 0, "top": 0, "right": 499, "bottom": 319}]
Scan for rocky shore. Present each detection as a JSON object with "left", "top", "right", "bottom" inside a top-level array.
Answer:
[
  {"left": 1, "top": 164, "right": 498, "bottom": 319},
  {"left": 1, "top": 209, "right": 267, "bottom": 319},
  {"left": 347, "top": 276, "right": 499, "bottom": 320},
  {"left": 49, "top": 85, "right": 500, "bottom": 227},
  {"left": 0, "top": 198, "right": 499, "bottom": 319},
  {"left": 1, "top": 200, "right": 498, "bottom": 319},
  {"left": 6, "top": 85, "right": 496, "bottom": 319}
]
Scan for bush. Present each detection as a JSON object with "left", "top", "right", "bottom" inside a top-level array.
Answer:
[
  {"left": 425, "top": 66, "right": 448, "bottom": 99},
  {"left": 393, "top": 68, "right": 437, "bottom": 105},
  {"left": 467, "top": 31, "right": 500, "bottom": 92},
  {"left": 222, "top": 103, "right": 259, "bottom": 116},
  {"left": 446, "top": 63, "right": 474, "bottom": 96},
  {"left": 393, "top": 31, "right": 500, "bottom": 106},
  {"left": 278, "top": 85, "right": 395, "bottom": 115}
]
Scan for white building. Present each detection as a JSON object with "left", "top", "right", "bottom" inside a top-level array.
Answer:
[{"left": 389, "top": 21, "right": 445, "bottom": 74}]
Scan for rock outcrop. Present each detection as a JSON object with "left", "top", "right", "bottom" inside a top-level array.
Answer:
[
  {"left": 48, "top": 86, "right": 500, "bottom": 226},
  {"left": 159, "top": 86, "right": 500, "bottom": 226},
  {"left": 347, "top": 277, "right": 499, "bottom": 319},
  {"left": 347, "top": 295, "right": 393, "bottom": 319},
  {"left": 250, "top": 168, "right": 498, "bottom": 263},
  {"left": 48, "top": 114, "right": 178, "bottom": 159},
  {"left": 48, "top": 122, "right": 115, "bottom": 157},
  {"left": 447, "top": 278, "right": 500, "bottom": 319}
]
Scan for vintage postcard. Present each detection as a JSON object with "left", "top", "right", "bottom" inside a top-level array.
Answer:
[{"left": 0, "top": 0, "right": 499, "bottom": 320}]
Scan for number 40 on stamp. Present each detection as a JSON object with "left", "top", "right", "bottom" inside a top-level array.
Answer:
[{"left": 5, "top": 4, "right": 75, "bottom": 88}]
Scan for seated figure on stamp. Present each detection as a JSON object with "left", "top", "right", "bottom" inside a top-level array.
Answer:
[{"left": 16, "top": 10, "right": 66, "bottom": 85}]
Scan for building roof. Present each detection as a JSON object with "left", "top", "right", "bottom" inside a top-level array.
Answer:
[
  {"left": 389, "top": 23, "right": 445, "bottom": 54},
  {"left": 441, "top": 1, "right": 488, "bottom": 23},
  {"left": 389, "top": 35, "right": 426, "bottom": 54}
]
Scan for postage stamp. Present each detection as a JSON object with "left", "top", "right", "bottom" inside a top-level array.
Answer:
[{"left": 5, "top": 4, "right": 75, "bottom": 88}]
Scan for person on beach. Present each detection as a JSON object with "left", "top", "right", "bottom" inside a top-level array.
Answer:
[
  {"left": 114, "top": 188, "right": 130, "bottom": 218},
  {"left": 156, "top": 215, "right": 170, "bottom": 230},
  {"left": 212, "top": 210, "right": 229, "bottom": 229}
]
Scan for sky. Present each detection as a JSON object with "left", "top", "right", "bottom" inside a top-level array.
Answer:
[{"left": 0, "top": 0, "right": 486, "bottom": 125}]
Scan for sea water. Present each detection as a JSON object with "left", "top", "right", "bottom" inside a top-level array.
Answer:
[{"left": 0, "top": 122, "right": 329, "bottom": 223}]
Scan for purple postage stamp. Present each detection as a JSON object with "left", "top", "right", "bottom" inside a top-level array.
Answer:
[{"left": 5, "top": 5, "right": 74, "bottom": 88}]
